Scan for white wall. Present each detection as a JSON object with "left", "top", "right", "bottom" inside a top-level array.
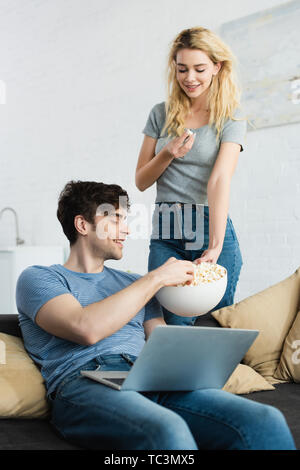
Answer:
[{"left": 0, "top": 0, "right": 299, "bottom": 303}]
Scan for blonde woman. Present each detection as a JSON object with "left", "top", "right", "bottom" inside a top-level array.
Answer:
[{"left": 135, "top": 27, "right": 247, "bottom": 326}]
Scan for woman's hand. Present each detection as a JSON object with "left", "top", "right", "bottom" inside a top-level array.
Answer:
[
  {"left": 194, "top": 245, "right": 222, "bottom": 265},
  {"left": 165, "top": 130, "right": 196, "bottom": 159}
]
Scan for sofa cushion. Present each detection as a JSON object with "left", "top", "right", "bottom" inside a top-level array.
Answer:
[
  {"left": 0, "top": 332, "right": 49, "bottom": 418},
  {"left": 0, "top": 314, "right": 22, "bottom": 337},
  {"left": 0, "top": 419, "right": 81, "bottom": 449},
  {"left": 274, "top": 310, "right": 300, "bottom": 382},
  {"left": 195, "top": 313, "right": 274, "bottom": 394},
  {"left": 194, "top": 312, "right": 221, "bottom": 328},
  {"left": 223, "top": 363, "right": 274, "bottom": 394},
  {"left": 211, "top": 268, "right": 300, "bottom": 380}
]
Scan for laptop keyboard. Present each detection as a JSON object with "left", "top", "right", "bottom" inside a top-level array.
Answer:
[{"left": 106, "top": 377, "right": 126, "bottom": 386}]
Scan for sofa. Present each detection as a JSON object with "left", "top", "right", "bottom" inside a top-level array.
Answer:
[{"left": 0, "top": 311, "right": 299, "bottom": 450}]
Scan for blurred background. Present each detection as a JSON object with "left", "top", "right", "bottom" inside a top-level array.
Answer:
[{"left": 0, "top": 0, "right": 299, "bottom": 311}]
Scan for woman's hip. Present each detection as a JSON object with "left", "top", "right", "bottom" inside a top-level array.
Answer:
[{"left": 149, "top": 203, "right": 240, "bottom": 253}]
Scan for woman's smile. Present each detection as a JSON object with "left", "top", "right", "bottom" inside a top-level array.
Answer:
[{"left": 184, "top": 83, "right": 201, "bottom": 92}]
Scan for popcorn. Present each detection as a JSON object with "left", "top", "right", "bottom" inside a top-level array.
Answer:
[
  {"left": 182, "top": 128, "right": 194, "bottom": 146},
  {"left": 180, "top": 262, "right": 226, "bottom": 286}
]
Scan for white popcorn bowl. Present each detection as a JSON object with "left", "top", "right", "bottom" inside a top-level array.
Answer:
[{"left": 155, "top": 266, "right": 227, "bottom": 317}]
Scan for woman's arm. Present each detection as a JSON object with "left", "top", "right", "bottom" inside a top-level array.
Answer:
[
  {"left": 135, "top": 136, "right": 174, "bottom": 191},
  {"left": 135, "top": 132, "right": 195, "bottom": 192},
  {"left": 207, "top": 178, "right": 230, "bottom": 250},
  {"left": 195, "top": 142, "right": 241, "bottom": 264}
]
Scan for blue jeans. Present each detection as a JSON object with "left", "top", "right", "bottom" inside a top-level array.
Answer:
[
  {"left": 48, "top": 354, "right": 296, "bottom": 450},
  {"left": 148, "top": 203, "right": 243, "bottom": 326}
]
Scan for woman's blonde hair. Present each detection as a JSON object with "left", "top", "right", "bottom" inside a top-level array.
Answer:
[{"left": 162, "top": 27, "right": 242, "bottom": 140}]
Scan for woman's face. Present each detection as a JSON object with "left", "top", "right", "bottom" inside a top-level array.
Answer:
[{"left": 175, "top": 48, "right": 221, "bottom": 101}]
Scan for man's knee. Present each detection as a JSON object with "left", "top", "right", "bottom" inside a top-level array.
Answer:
[
  {"left": 142, "top": 410, "right": 197, "bottom": 450},
  {"left": 239, "top": 403, "right": 295, "bottom": 450},
  {"left": 259, "top": 405, "right": 293, "bottom": 438}
]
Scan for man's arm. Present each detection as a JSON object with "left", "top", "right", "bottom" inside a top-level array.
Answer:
[{"left": 35, "top": 258, "right": 194, "bottom": 346}]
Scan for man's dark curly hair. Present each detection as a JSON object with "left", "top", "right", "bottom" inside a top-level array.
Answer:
[{"left": 57, "top": 180, "right": 130, "bottom": 245}]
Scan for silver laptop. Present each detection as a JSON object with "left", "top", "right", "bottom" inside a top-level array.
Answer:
[{"left": 80, "top": 325, "right": 258, "bottom": 391}]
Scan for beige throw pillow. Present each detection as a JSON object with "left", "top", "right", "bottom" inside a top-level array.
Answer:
[
  {"left": 0, "top": 333, "right": 49, "bottom": 418},
  {"left": 274, "top": 311, "right": 300, "bottom": 382},
  {"left": 212, "top": 268, "right": 300, "bottom": 379},
  {"left": 223, "top": 364, "right": 274, "bottom": 394}
]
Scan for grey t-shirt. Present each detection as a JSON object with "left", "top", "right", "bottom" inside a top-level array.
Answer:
[{"left": 142, "top": 101, "right": 247, "bottom": 205}]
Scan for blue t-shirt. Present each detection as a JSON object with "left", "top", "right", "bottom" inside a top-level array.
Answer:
[{"left": 16, "top": 264, "right": 163, "bottom": 395}]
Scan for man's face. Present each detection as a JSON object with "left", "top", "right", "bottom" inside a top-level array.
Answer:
[{"left": 92, "top": 205, "right": 130, "bottom": 260}]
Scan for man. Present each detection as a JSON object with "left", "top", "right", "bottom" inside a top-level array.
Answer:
[{"left": 16, "top": 180, "right": 295, "bottom": 450}]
